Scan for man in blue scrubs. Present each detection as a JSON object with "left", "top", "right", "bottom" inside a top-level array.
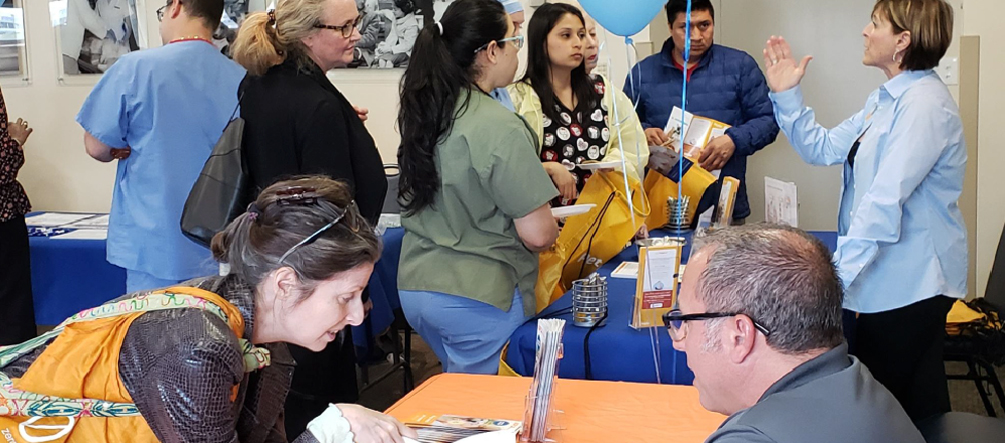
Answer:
[{"left": 79, "top": 0, "right": 246, "bottom": 292}]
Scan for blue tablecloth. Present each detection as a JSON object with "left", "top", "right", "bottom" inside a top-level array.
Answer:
[
  {"left": 504, "top": 230, "right": 838, "bottom": 384},
  {"left": 27, "top": 213, "right": 405, "bottom": 351},
  {"left": 29, "top": 233, "right": 126, "bottom": 325}
]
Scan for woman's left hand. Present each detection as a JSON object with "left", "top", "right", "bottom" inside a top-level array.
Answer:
[
  {"left": 762, "top": 36, "right": 813, "bottom": 93},
  {"left": 337, "top": 404, "right": 418, "bottom": 443}
]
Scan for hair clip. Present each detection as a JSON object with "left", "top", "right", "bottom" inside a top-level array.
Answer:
[
  {"left": 267, "top": 10, "right": 277, "bottom": 25},
  {"left": 276, "top": 186, "right": 320, "bottom": 206},
  {"left": 246, "top": 202, "right": 262, "bottom": 221}
]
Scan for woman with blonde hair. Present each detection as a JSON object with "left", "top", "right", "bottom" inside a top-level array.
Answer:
[
  {"left": 231, "top": 0, "right": 388, "bottom": 435},
  {"left": 764, "top": 0, "right": 963, "bottom": 421}
]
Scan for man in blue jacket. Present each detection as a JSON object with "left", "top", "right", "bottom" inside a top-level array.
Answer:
[{"left": 626, "top": 0, "right": 778, "bottom": 224}]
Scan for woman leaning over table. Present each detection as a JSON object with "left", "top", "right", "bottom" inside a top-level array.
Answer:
[
  {"left": 0, "top": 85, "right": 36, "bottom": 346},
  {"left": 396, "top": 0, "right": 559, "bottom": 375},
  {"left": 509, "top": 2, "right": 648, "bottom": 207},
  {"left": 0, "top": 176, "right": 415, "bottom": 443},
  {"left": 763, "top": 0, "right": 964, "bottom": 421}
]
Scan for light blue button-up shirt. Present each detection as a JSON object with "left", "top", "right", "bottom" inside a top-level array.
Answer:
[{"left": 769, "top": 70, "right": 967, "bottom": 313}]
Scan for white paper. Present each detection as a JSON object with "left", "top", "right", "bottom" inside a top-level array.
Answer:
[
  {"left": 764, "top": 177, "right": 799, "bottom": 227},
  {"left": 663, "top": 106, "right": 693, "bottom": 153},
  {"left": 25, "top": 213, "right": 96, "bottom": 227},
  {"left": 67, "top": 214, "right": 110, "bottom": 229},
  {"left": 642, "top": 248, "right": 678, "bottom": 292},
  {"left": 50, "top": 229, "right": 108, "bottom": 240},
  {"left": 682, "top": 117, "right": 713, "bottom": 156},
  {"left": 611, "top": 261, "right": 639, "bottom": 279}
]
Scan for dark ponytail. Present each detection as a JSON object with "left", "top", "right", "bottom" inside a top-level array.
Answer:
[
  {"left": 397, "top": 0, "right": 509, "bottom": 215},
  {"left": 521, "top": 3, "right": 598, "bottom": 124}
]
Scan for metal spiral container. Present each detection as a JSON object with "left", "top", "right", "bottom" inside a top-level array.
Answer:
[
  {"left": 572, "top": 273, "right": 608, "bottom": 328},
  {"left": 666, "top": 195, "right": 691, "bottom": 230}
]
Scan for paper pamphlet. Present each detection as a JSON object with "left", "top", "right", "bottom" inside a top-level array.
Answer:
[
  {"left": 24, "top": 212, "right": 96, "bottom": 227},
  {"left": 712, "top": 176, "right": 740, "bottom": 229},
  {"left": 50, "top": 229, "right": 108, "bottom": 240},
  {"left": 521, "top": 318, "right": 565, "bottom": 443},
  {"left": 632, "top": 244, "right": 682, "bottom": 329},
  {"left": 663, "top": 107, "right": 731, "bottom": 160},
  {"left": 67, "top": 214, "right": 110, "bottom": 229},
  {"left": 764, "top": 177, "right": 798, "bottom": 227},
  {"left": 611, "top": 261, "right": 639, "bottom": 279},
  {"left": 406, "top": 414, "right": 521, "bottom": 443}
]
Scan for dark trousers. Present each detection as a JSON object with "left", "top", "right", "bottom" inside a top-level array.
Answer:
[
  {"left": 0, "top": 216, "right": 36, "bottom": 345},
  {"left": 850, "top": 295, "right": 956, "bottom": 422},
  {"left": 283, "top": 327, "right": 360, "bottom": 437}
]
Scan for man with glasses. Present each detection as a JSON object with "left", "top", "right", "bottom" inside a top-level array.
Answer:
[
  {"left": 79, "top": 0, "right": 245, "bottom": 293},
  {"left": 668, "top": 225, "right": 923, "bottom": 442}
]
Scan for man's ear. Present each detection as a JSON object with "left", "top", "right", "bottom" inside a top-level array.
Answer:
[{"left": 726, "top": 315, "right": 758, "bottom": 364}]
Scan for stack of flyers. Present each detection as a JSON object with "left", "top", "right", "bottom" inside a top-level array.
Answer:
[
  {"left": 406, "top": 414, "right": 521, "bottom": 443},
  {"left": 523, "top": 318, "right": 566, "bottom": 442}
]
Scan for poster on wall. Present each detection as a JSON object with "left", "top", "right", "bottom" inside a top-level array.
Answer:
[
  {"left": 50, "top": 0, "right": 142, "bottom": 76},
  {"left": 215, "top": 0, "right": 270, "bottom": 57},
  {"left": 0, "top": 0, "right": 27, "bottom": 78},
  {"left": 349, "top": 0, "right": 441, "bottom": 68}
]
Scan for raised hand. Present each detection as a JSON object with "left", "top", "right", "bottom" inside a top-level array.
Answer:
[{"left": 762, "top": 36, "right": 813, "bottom": 93}]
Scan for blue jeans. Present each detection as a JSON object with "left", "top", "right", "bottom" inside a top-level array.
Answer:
[
  {"left": 126, "top": 269, "right": 186, "bottom": 294},
  {"left": 400, "top": 288, "right": 527, "bottom": 374}
]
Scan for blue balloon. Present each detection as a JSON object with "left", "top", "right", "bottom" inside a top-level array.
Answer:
[{"left": 580, "top": 0, "right": 667, "bottom": 37}]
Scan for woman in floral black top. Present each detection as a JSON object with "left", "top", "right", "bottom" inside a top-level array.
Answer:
[
  {"left": 0, "top": 85, "right": 36, "bottom": 345},
  {"left": 539, "top": 78, "right": 610, "bottom": 206},
  {"left": 509, "top": 3, "right": 649, "bottom": 207}
]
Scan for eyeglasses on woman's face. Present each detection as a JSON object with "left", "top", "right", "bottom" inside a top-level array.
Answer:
[{"left": 314, "top": 15, "right": 363, "bottom": 38}]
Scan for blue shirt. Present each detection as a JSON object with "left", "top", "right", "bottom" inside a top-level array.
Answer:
[
  {"left": 77, "top": 41, "right": 246, "bottom": 280},
  {"left": 490, "top": 87, "right": 515, "bottom": 112},
  {"left": 626, "top": 40, "right": 779, "bottom": 219},
  {"left": 769, "top": 70, "right": 967, "bottom": 313}
]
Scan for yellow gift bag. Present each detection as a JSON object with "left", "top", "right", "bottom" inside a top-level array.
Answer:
[
  {"left": 534, "top": 170, "right": 649, "bottom": 313},
  {"left": 643, "top": 162, "right": 717, "bottom": 231},
  {"left": 0, "top": 287, "right": 270, "bottom": 443}
]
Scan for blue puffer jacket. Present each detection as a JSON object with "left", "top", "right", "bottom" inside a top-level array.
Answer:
[{"left": 625, "top": 39, "right": 779, "bottom": 220}]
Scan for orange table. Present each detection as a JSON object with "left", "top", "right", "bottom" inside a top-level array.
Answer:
[{"left": 386, "top": 374, "right": 726, "bottom": 443}]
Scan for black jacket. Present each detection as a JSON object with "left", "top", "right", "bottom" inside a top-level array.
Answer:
[{"left": 240, "top": 59, "right": 387, "bottom": 224}]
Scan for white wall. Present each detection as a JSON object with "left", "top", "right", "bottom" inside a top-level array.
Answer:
[{"left": 962, "top": 0, "right": 1005, "bottom": 297}]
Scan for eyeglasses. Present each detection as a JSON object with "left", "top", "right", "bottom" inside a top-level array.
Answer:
[
  {"left": 314, "top": 15, "right": 363, "bottom": 38},
  {"left": 156, "top": 0, "right": 178, "bottom": 22},
  {"left": 473, "top": 35, "right": 525, "bottom": 54},
  {"left": 274, "top": 186, "right": 353, "bottom": 264},
  {"left": 662, "top": 308, "right": 772, "bottom": 342}
]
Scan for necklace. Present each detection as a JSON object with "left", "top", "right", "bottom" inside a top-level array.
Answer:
[{"left": 169, "top": 36, "right": 213, "bottom": 45}]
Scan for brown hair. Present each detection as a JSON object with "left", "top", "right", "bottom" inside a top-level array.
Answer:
[
  {"left": 211, "top": 176, "right": 381, "bottom": 302},
  {"left": 230, "top": 0, "right": 331, "bottom": 76},
  {"left": 873, "top": 0, "right": 953, "bottom": 71}
]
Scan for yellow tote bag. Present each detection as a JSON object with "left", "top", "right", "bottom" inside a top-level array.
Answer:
[
  {"left": 534, "top": 170, "right": 649, "bottom": 313},
  {"left": 643, "top": 165, "right": 717, "bottom": 231}
]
